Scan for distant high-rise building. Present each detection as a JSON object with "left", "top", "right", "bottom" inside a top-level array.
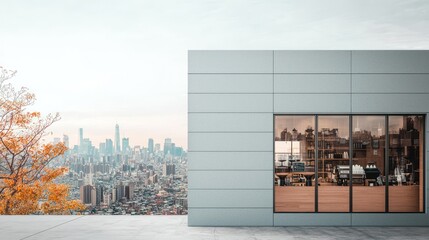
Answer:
[
  {"left": 122, "top": 138, "right": 130, "bottom": 154},
  {"left": 81, "top": 138, "right": 93, "bottom": 155},
  {"left": 171, "top": 143, "right": 176, "bottom": 156},
  {"left": 175, "top": 147, "right": 184, "bottom": 156},
  {"left": 125, "top": 184, "right": 134, "bottom": 200},
  {"left": 148, "top": 138, "right": 154, "bottom": 153},
  {"left": 103, "top": 191, "right": 111, "bottom": 206},
  {"left": 114, "top": 124, "right": 121, "bottom": 154},
  {"left": 111, "top": 188, "right": 116, "bottom": 203},
  {"left": 155, "top": 143, "right": 160, "bottom": 153},
  {"left": 150, "top": 174, "right": 158, "bottom": 184},
  {"left": 163, "top": 138, "right": 172, "bottom": 155},
  {"left": 96, "top": 185, "right": 104, "bottom": 206},
  {"left": 99, "top": 142, "right": 106, "bottom": 155},
  {"left": 63, "top": 135, "right": 69, "bottom": 148},
  {"left": 105, "top": 139, "right": 113, "bottom": 156},
  {"left": 79, "top": 128, "right": 83, "bottom": 146},
  {"left": 163, "top": 163, "right": 175, "bottom": 176},
  {"left": 80, "top": 184, "right": 96, "bottom": 206},
  {"left": 114, "top": 182, "right": 135, "bottom": 202}
]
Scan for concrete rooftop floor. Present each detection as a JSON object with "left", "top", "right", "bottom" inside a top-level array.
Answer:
[{"left": 1, "top": 216, "right": 429, "bottom": 240}]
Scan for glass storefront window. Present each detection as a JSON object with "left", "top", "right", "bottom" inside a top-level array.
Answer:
[
  {"left": 274, "top": 114, "right": 425, "bottom": 213},
  {"left": 388, "top": 115, "right": 424, "bottom": 212},
  {"left": 274, "top": 116, "right": 315, "bottom": 212},
  {"left": 317, "top": 116, "right": 350, "bottom": 212},
  {"left": 352, "top": 116, "right": 386, "bottom": 212}
]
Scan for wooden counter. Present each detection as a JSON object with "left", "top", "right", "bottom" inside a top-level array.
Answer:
[
  {"left": 275, "top": 186, "right": 315, "bottom": 212},
  {"left": 353, "top": 186, "right": 385, "bottom": 212},
  {"left": 389, "top": 185, "right": 420, "bottom": 212},
  {"left": 318, "top": 186, "right": 349, "bottom": 212},
  {"left": 275, "top": 185, "right": 422, "bottom": 213}
]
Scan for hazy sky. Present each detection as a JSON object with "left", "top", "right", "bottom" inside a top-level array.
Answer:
[{"left": 1, "top": 0, "right": 429, "bottom": 149}]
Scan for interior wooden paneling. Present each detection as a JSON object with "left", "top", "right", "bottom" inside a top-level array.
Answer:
[
  {"left": 389, "top": 185, "right": 420, "bottom": 212},
  {"left": 275, "top": 186, "right": 315, "bottom": 212},
  {"left": 353, "top": 186, "right": 385, "bottom": 212},
  {"left": 318, "top": 186, "right": 349, "bottom": 212}
]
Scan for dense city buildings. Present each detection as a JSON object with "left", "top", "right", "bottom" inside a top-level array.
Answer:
[{"left": 53, "top": 124, "right": 187, "bottom": 215}]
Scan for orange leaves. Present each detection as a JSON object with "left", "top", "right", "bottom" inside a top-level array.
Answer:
[
  {"left": 40, "top": 167, "right": 67, "bottom": 183},
  {"left": 0, "top": 178, "right": 86, "bottom": 215},
  {"left": 40, "top": 183, "right": 85, "bottom": 215},
  {"left": 0, "top": 67, "right": 82, "bottom": 215}
]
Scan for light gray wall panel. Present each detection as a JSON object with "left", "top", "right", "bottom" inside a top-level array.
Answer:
[
  {"left": 188, "top": 113, "right": 273, "bottom": 132},
  {"left": 188, "top": 94, "right": 272, "bottom": 113},
  {"left": 352, "top": 214, "right": 429, "bottom": 226},
  {"left": 188, "top": 208, "right": 273, "bottom": 226},
  {"left": 189, "top": 74, "right": 273, "bottom": 93},
  {"left": 274, "top": 213, "right": 351, "bottom": 226},
  {"left": 188, "top": 50, "right": 273, "bottom": 73},
  {"left": 188, "top": 152, "right": 273, "bottom": 170},
  {"left": 274, "top": 50, "right": 350, "bottom": 73},
  {"left": 188, "top": 132, "right": 273, "bottom": 152},
  {"left": 274, "top": 74, "right": 350, "bottom": 93},
  {"left": 352, "top": 50, "right": 429, "bottom": 73},
  {"left": 352, "top": 74, "right": 429, "bottom": 93},
  {"left": 352, "top": 94, "right": 429, "bottom": 113},
  {"left": 274, "top": 94, "right": 350, "bottom": 113},
  {"left": 188, "top": 190, "right": 272, "bottom": 208},
  {"left": 188, "top": 170, "right": 272, "bottom": 189}
]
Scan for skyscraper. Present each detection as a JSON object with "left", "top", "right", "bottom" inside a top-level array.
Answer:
[
  {"left": 115, "top": 124, "right": 121, "bottom": 154},
  {"left": 155, "top": 143, "right": 160, "bottom": 152},
  {"left": 105, "top": 139, "right": 113, "bottom": 156},
  {"left": 162, "top": 163, "right": 175, "bottom": 176},
  {"left": 163, "top": 138, "right": 172, "bottom": 155},
  {"left": 122, "top": 138, "right": 130, "bottom": 154},
  {"left": 80, "top": 184, "right": 96, "bottom": 206},
  {"left": 99, "top": 142, "right": 106, "bottom": 155},
  {"left": 115, "top": 182, "right": 134, "bottom": 201},
  {"left": 81, "top": 138, "right": 93, "bottom": 155},
  {"left": 148, "top": 138, "right": 154, "bottom": 153},
  {"left": 79, "top": 128, "right": 83, "bottom": 146}
]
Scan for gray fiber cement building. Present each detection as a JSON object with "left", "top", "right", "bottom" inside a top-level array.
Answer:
[{"left": 187, "top": 50, "right": 429, "bottom": 226}]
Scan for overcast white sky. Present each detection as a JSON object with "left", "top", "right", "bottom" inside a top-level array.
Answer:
[{"left": 1, "top": 0, "right": 429, "bottom": 149}]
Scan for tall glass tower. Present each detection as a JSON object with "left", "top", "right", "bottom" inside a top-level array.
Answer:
[
  {"left": 148, "top": 138, "right": 154, "bottom": 153},
  {"left": 115, "top": 124, "right": 121, "bottom": 154},
  {"left": 79, "top": 128, "right": 83, "bottom": 147}
]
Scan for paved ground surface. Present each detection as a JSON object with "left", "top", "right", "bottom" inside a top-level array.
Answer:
[{"left": 0, "top": 216, "right": 429, "bottom": 240}]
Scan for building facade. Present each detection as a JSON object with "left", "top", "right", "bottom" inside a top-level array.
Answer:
[{"left": 188, "top": 50, "right": 429, "bottom": 226}]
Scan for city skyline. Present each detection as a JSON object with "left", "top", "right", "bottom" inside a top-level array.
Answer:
[
  {"left": 52, "top": 123, "right": 185, "bottom": 152},
  {"left": 54, "top": 122, "right": 188, "bottom": 215}
]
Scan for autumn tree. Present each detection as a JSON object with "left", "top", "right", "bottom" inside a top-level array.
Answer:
[{"left": 0, "top": 66, "right": 84, "bottom": 214}]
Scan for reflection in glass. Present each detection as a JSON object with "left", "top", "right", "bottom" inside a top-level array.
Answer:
[
  {"left": 352, "top": 116, "right": 386, "bottom": 212},
  {"left": 317, "top": 116, "right": 350, "bottom": 212},
  {"left": 388, "top": 115, "right": 424, "bottom": 212},
  {"left": 274, "top": 114, "right": 425, "bottom": 213},
  {"left": 274, "top": 116, "right": 315, "bottom": 212}
]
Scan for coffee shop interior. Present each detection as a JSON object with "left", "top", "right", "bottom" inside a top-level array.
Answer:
[{"left": 274, "top": 115, "right": 424, "bottom": 213}]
